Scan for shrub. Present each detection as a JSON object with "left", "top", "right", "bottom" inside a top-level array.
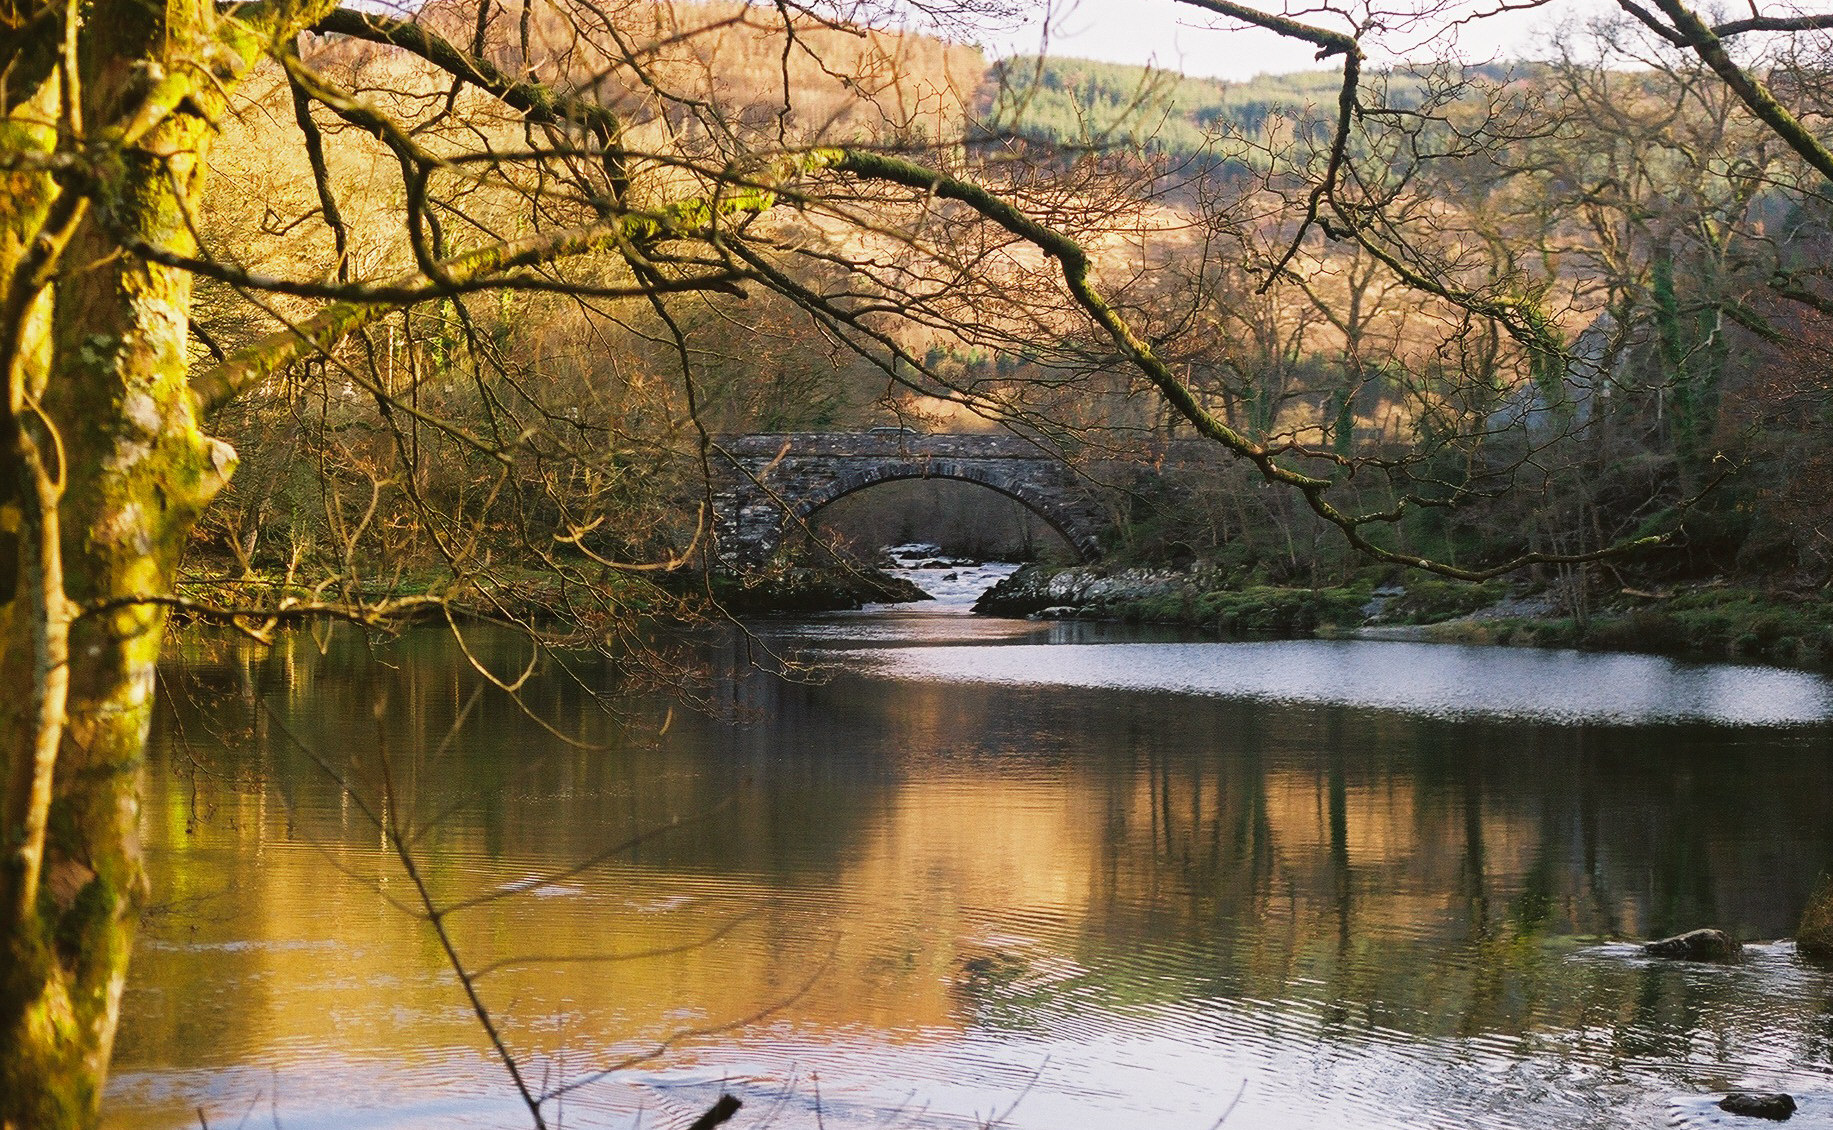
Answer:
[
  {"left": 1586, "top": 611, "right": 1687, "bottom": 653},
  {"left": 1384, "top": 579, "right": 1508, "bottom": 624}
]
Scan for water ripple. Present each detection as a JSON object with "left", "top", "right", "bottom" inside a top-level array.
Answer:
[{"left": 837, "top": 639, "right": 1833, "bottom": 725}]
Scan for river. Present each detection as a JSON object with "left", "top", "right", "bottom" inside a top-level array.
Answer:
[{"left": 105, "top": 565, "right": 1833, "bottom": 1129}]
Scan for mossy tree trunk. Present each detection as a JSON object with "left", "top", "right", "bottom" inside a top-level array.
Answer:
[{"left": 0, "top": 0, "right": 268, "bottom": 1121}]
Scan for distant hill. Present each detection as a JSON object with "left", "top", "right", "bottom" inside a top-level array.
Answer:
[
  {"left": 393, "top": 0, "right": 988, "bottom": 148},
  {"left": 978, "top": 55, "right": 1537, "bottom": 171}
]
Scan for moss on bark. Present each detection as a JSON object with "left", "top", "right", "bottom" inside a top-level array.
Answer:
[{"left": 0, "top": 0, "right": 236, "bottom": 1120}]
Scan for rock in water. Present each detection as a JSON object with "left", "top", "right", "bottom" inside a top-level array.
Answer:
[
  {"left": 1643, "top": 928, "right": 1741, "bottom": 962},
  {"left": 1797, "top": 874, "right": 1833, "bottom": 962},
  {"left": 1718, "top": 1092, "right": 1796, "bottom": 1120}
]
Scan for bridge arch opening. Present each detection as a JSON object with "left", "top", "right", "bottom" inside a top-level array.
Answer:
[
  {"left": 792, "top": 473, "right": 1085, "bottom": 563},
  {"left": 711, "top": 433, "right": 1114, "bottom": 569}
]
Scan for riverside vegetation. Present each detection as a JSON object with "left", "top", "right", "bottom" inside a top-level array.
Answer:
[
  {"left": 171, "top": 40, "right": 1833, "bottom": 639},
  {"left": 975, "top": 564, "right": 1833, "bottom": 668}
]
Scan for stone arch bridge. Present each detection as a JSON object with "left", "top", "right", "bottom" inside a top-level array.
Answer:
[{"left": 711, "top": 432, "right": 1135, "bottom": 568}]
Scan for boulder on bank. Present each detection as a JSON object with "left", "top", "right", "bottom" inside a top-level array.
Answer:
[
  {"left": 1796, "top": 874, "right": 1833, "bottom": 963},
  {"left": 1718, "top": 1092, "right": 1796, "bottom": 1120},
  {"left": 971, "top": 564, "right": 1369, "bottom": 635},
  {"left": 973, "top": 564, "right": 1191, "bottom": 618},
  {"left": 1643, "top": 928, "right": 1741, "bottom": 963},
  {"left": 714, "top": 566, "right": 930, "bottom": 613}
]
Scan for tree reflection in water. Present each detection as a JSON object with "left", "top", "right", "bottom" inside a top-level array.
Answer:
[{"left": 109, "top": 625, "right": 1833, "bottom": 1130}]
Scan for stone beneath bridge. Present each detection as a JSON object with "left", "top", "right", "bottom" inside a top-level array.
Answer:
[{"left": 710, "top": 432, "right": 1115, "bottom": 568}]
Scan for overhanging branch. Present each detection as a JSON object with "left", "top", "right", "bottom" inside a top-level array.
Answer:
[
  {"left": 311, "top": 6, "right": 630, "bottom": 200},
  {"left": 1627, "top": 0, "right": 1833, "bottom": 187},
  {"left": 189, "top": 177, "right": 796, "bottom": 415},
  {"left": 817, "top": 149, "right": 1667, "bottom": 579}
]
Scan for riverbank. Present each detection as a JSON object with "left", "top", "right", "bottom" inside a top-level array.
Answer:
[
  {"left": 172, "top": 559, "right": 931, "bottom": 627},
  {"left": 707, "top": 564, "right": 930, "bottom": 613},
  {"left": 973, "top": 564, "right": 1833, "bottom": 668}
]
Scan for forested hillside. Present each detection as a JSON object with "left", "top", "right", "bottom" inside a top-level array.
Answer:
[
  {"left": 979, "top": 57, "right": 1534, "bottom": 171},
  {"left": 982, "top": 56, "right": 1347, "bottom": 168}
]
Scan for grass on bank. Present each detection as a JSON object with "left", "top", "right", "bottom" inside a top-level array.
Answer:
[
  {"left": 985, "top": 563, "right": 1833, "bottom": 668},
  {"left": 1424, "top": 586, "right": 1833, "bottom": 666}
]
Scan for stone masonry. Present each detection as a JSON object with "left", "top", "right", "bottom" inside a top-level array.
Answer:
[{"left": 710, "top": 432, "right": 1117, "bottom": 568}]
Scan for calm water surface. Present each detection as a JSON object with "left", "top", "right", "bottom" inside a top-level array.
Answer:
[{"left": 107, "top": 585, "right": 1833, "bottom": 1130}]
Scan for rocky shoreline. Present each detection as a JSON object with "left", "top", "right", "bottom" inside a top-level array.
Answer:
[
  {"left": 709, "top": 564, "right": 931, "bottom": 613},
  {"left": 973, "top": 564, "right": 1833, "bottom": 669}
]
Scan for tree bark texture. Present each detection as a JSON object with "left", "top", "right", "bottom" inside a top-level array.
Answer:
[{"left": 0, "top": 0, "right": 238, "bottom": 1121}]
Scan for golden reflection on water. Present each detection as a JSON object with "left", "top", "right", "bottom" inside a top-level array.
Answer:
[{"left": 106, "top": 627, "right": 1833, "bottom": 1129}]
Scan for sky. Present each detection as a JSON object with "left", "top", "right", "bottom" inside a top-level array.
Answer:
[{"left": 978, "top": 0, "right": 1630, "bottom": 80}]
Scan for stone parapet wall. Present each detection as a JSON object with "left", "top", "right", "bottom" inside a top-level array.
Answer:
[
  {"left": 710, "top": 431, "right": 1166, "bottom": 568},
  {"left": 717, "top": 432, "right": 1218, "bottom": 464}
]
